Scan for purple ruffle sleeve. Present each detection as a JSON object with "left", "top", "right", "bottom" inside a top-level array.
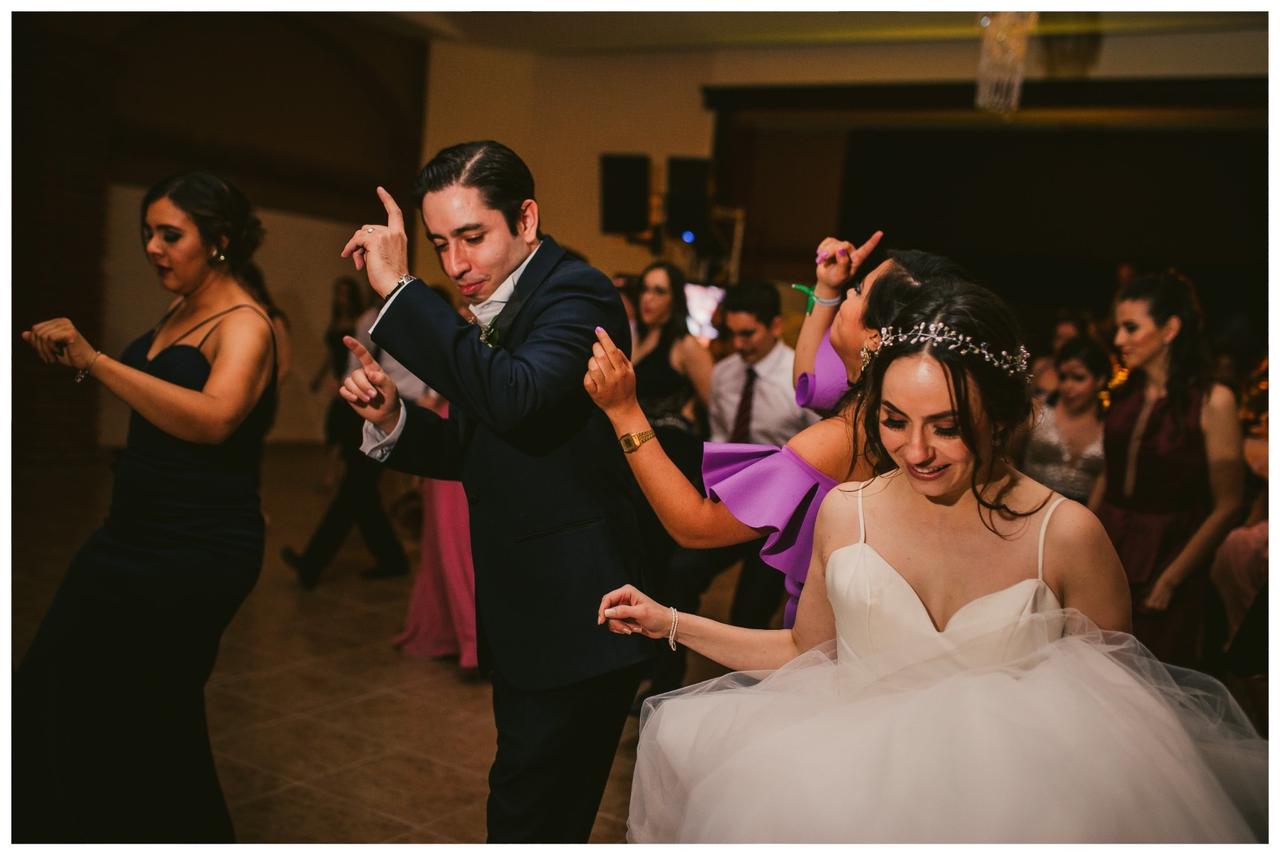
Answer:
[
  {"left": 702, "top": 443, "right": 838, "bottom": 628},
  {"left": 794, "top": 329, "right": 850, "bottom": 413}
]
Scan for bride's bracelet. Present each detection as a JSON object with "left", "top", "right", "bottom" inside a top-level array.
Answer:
[
  {"left": 75, "top": 350, "right": 103, "bottom": 384},
  {"left": 667, "top": 606, "right": 679, "bottom": 651}
]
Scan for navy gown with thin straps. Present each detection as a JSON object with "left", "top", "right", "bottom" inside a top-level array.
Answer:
[{"left": 14, "top": 304, "right": 276, "bottom": 842}]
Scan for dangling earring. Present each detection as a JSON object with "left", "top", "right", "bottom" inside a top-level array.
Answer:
[{"left": 859, "top": 346, "right": 872, "bottom": 371}]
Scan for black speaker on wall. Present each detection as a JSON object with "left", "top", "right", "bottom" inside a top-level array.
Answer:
[
  {"left": 665, "top": 157, "right": 711, "bottom": 240},
  {"left": 600, "top": 154, "right": 651, "bottom": 234}
]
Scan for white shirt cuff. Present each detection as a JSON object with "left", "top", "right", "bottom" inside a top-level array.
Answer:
[
  {"left": 360, "top": 399, "right": 407, "bottom": 461},
  {"left": 369, "top": 280, "right": 412, "bottom": 334}
]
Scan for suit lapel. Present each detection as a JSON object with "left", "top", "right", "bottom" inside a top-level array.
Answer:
[{"left": 489, "top": 236, "right": 565, "bottom": 345}]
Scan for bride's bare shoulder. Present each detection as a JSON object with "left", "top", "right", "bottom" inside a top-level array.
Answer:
[
  {"left": 818, "top": 474, "right": 894, "bottom": 539},
  {"left": 827, "top": 472, "right": 893, "bottom": 502}
]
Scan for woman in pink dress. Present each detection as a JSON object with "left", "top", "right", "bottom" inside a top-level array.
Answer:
[{"left": 394, "top": 393, "right": 478, "bottom": 671}]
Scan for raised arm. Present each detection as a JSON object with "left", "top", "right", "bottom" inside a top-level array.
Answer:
[
  {"left": 1140, "top": 384, "right": 1245, "bottom": 613},
  {"left": 340, "top": 187, "right": 623, "bottom": 434},
  {"left": 793, "top": 231, "right": 883, "bottom": 387},
  {"left": 23, "top": 311, "right": 272, "bottom": 444},
  {"left": 375, "top": 275, "right": 623, "bottom": 434},
  {"left": 585, "top": 327, "right": 760, "bottom": 548}
]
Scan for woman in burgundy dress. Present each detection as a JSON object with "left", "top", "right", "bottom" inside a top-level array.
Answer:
[{"left": 1090, "top": 271, "right": 1245, "bottom": 667}]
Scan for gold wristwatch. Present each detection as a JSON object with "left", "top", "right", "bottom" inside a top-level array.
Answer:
[{"left": 619, "top": 429, "right": 656, "bottom": 454}]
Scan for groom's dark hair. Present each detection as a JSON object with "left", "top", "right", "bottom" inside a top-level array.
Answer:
[{"left": 414, "top": 140, "right": 536, "bottom": 236}]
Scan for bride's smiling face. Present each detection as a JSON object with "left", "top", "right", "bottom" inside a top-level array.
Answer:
[{"left": 878, "top": 353, "right": 991, "bottom": 500}]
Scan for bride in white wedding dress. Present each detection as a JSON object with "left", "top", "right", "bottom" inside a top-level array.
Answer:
[{"left": 594, "top": 281, "right": 1266, "bottom": 843}]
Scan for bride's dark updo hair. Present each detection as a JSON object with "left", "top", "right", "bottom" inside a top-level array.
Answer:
[
  {"left": 141, "top": 172, "right": 265, "bottom": 274},
  {"left": 856, "top": 279, "right": 1039, "bottom": 523}
]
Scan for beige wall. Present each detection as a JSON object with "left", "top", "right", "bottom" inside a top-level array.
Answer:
[
  {"left": 417, "top": 41, "right": 717, "bottom": 281},
  {"left": 415, "top": 27, "right": 1266, "bottom": 280},
  {"left": 99, "top": 183, "right": 363, "bottom": 446}
]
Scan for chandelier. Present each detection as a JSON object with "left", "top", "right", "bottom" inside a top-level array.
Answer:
[{"left": 975, "top": 12, "right": 1039, "bottom": 115}]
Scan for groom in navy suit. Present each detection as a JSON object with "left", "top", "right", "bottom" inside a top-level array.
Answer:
[{"left": 338, "top": 141, "right": 652, "bottom": 842}]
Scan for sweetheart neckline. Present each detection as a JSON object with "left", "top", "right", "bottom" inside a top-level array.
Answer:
[
  {"left": 826, "top": 541, "right": 1060, "bottom": 634},
  {"left": 143, "top": 342, "right": 209, "bottom": 365}
]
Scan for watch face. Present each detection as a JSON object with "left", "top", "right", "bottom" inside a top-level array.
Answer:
[{"left": 620, "top": 434, "right": 639, "bottom": 452}]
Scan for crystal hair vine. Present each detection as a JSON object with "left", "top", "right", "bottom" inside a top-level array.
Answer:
[{"left": 876, "top": 321, "right": 1032, "bottom": 380}]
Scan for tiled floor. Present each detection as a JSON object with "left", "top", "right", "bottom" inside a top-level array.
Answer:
[{"left": 12, "top": 445, "right": 741, "bottom": 843}]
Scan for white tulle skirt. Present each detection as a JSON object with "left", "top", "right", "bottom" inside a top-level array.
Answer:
[{"left": 628, "top": 611, "right": 1267, "bottom": 843}]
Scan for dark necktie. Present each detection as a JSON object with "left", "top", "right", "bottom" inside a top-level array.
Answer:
[{"left": 729, "top": 367, "right": 757, "bottom": 443}]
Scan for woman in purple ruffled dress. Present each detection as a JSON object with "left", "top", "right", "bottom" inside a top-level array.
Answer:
[{"left": 583, "top": 237, "right": 967, "bottom": 628}]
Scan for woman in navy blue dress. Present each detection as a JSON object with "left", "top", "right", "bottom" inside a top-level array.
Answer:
[{"left": 14, "top": 172, "right": 276, "bottom": 842}]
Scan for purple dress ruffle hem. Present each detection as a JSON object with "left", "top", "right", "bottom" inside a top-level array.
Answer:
[
  {"left": 794, "top": 330, "right": 850, "bottom": 413},
  {"left": 702, "top": 443, "right": 838, "bottom": 628}
]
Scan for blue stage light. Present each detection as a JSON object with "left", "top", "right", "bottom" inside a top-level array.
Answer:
[{"left": 681, "top": 230, "right": 696, "bottom": 244}]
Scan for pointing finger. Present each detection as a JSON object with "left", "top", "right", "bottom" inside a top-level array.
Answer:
[
  {"left": 853, "top": 230, "right": 884, "bottom": 264},
  {"left": 594, "top": 326, "right": 624, "bottom": 360},
  {"left": 596, "top": 328, "right": 630, "bottom": 372},
  {"left": 377, "top": 186, "right": 404, "bottom": 233},
  {"left": 342, "top": 335, "right": 379, "bottom": 370}
]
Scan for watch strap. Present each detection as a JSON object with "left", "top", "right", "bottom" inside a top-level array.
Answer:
[
  {"left": 619, "top": 429, "right": 657, "bottom": 454},
  {"left": 388, "top": 274, "right": 418, "bottom": 300}
]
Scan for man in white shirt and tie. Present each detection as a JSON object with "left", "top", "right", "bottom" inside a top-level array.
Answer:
[{"left": 709, "top": 282, "right": 818, "bottom": 448}]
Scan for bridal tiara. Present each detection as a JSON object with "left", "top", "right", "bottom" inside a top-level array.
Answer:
[{"left": 876, "top": 321, "right": 1032, "bottom": 380}]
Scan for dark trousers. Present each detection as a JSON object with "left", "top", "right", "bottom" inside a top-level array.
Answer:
[
  {"left": 650, "top": 542, "right": 783, "bottom": 694},
  {"left": 14, "top": 526, "right": 260, "bottom": 842},
  {"left": 298, "top": 448, "right": 407, "bottom": 583},
  {"left": 487, "top": 661, "right": 646, "bottom": 842}
]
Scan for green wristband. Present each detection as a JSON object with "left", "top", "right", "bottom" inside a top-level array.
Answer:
[{"left": 791, "top": 284, "right": 841, "bottom": 315}]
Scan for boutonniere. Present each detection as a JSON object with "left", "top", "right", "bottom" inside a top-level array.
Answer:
[{"left": 479, "top": 322, "right": 501, "bottom": 349}]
